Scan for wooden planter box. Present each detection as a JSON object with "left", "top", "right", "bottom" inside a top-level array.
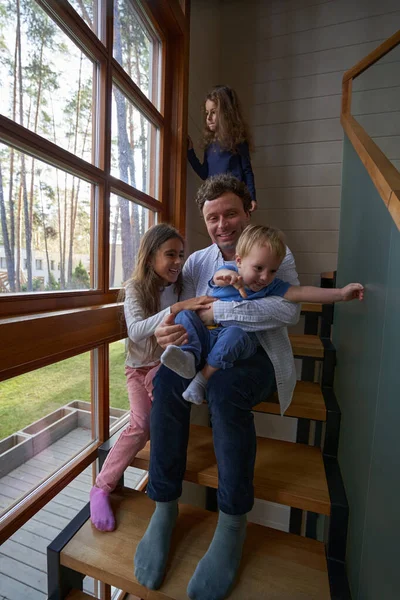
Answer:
[
  {"left": 21, "top": 408, "right": 78, "bottom": 454},
  {"left": 0, "top": 403, "right": 128, "bottom": 478},
  {"left": 0, "top": 433, "right": 34, "bottom": 477}
]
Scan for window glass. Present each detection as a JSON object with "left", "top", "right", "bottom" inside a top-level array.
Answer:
[
  {"left": 0, "top": 0, "right": 94, "bottom": 163},
  {"left": 68, "top": 0, "right": 99, "bottom": 37},
  {"left": 113, "top": 0, "right": 161, "bottom": 108},
  {"left": 0, "top": 143, "right": 93, "bottom": 294},
  {"left": 109, "top": 193, "right": 153, "bottom": 287},
  {"left": 0, "top": 352, "right": 94, "bottom": 516},
  {"left": 111, "top": 85, "right": 160, "bottom": 197}
]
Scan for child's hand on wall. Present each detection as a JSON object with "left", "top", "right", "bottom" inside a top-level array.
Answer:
[{"left": 341, "top": 283, "right": 364, "bottom": 302}]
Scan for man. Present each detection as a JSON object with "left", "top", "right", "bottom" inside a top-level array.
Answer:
[{"left": 134, "top": 174, "right": 300, "bottom": 600}]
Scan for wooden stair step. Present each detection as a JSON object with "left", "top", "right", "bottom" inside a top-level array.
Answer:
[
  {"left": 321, "top": 271, "right": 335, "bottom": 279},
  {"left": 134, "top": 424, "right": 330, "bottom": 515},
  {"left": 255, "top": 380, "right": 326, "bottom": 421},
  {"left": 301, "top": 302, "right": 323, "bottom": 313},
  {"left": 61, "top": 489, "right": 330, "bottom": 600},
  {"left": 289, "top": 334, "right": 324, "bottom": 358},
  {"left": 66, "top": 592, "right": 96, "bottom": 600}
]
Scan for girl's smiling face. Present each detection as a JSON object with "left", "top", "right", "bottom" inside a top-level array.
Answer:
[
  {"left": 205, "top": 99, "right": 218, "bottom": 132},
  {"left": 151, "top": 238, "right": 184, "bottom": 285}
]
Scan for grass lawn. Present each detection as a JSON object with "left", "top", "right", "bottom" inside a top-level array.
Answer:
[{"left": 0, "top": 341, "right": 129, "bottom": 440}]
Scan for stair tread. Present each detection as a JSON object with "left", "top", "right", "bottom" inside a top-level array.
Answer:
[
  {"left": 133, "top": 424, "right": 330, "bottom": 515},
  {"left": 66, "top": 592, "right": 95, "bottom": 600},
  {"left": 301, "top": 302, "right": 323, "bottom": 313},
  {"left": 289, "top": 334, "right": 324, "bottom": 358},
  {"left": 61, "top": 489, "right": 330, "bottom": 600},
  {"left": 255, "top": 380, "right": 326, "bottom": 421}
]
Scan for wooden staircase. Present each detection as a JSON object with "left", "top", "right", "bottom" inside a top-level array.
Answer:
[{"left": 47, "top": 273, "right": 351, "bottom": 599}]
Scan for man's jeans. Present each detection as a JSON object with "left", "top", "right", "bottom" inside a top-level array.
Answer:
[
  {"left": 174, "top": 309, "right": 258, "bottom": 369},
  {"left": 147, "top": 321, "right": 277, "bottom": 514}
]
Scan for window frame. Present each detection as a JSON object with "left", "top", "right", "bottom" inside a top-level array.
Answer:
[{"left": 0, "top": 0, "right": 190, "bottom": 543}]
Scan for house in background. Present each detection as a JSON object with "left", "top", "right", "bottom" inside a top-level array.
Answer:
[{"left": 0, "top": 245, "right": 91, "bottom": 292}]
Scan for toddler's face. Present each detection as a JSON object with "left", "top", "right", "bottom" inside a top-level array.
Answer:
[{"left": 236, "top": 244, "right": 282, "bottom": 292}]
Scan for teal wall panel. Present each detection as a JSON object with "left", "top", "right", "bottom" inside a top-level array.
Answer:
[
  {"left": 334, "top": 136, "right": 400, "bottom": 599},
  {"left": 357, "top": 221, "right": 400, "bottom": 600}
]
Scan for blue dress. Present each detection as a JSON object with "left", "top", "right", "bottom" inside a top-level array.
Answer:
[{"left": 188, "top": 141, "right": 256, "bottom": 201}]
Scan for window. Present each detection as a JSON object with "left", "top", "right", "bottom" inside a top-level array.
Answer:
[
  {"left": 113, "top": 0, "right": 161, "bottom": 109},
  {"left": 0, "top": 0, "right": 188, "bottom": 549},
  {"left": 111, "top": 86, "right": 160, "bottom": 197},
  {"left": 68, "top": 0, "right": 99, "bottom": 37},
  {"left": 0, "top": 143, "right": 94, "bottom": 293},
  {"left": 109, "top": 194, "right": 153, "bottom": 287},
  {"left": 0, "top": 352, "right": 93, "bottom": 516},
  {"left": 0, "top": 1, "right": 94, "bottom": 163}
]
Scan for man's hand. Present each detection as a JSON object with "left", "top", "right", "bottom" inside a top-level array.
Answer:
[
  {"left": 214, "top": 271, "right": 247, "bottom": 299},
  {"left": 197, "top": 305, "right": 215, "bottom": 326},
  {"left": 155, "top": 312, "right": 188, "bottom": 349},
  {"left": 341, "top": 283, "right": 364, "bottom": 302}
]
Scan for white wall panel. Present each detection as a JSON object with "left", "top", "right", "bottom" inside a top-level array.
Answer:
[
  {"left": 256, "top": 0, "right": 400, "bottom": 38},
  {"left": 254, "top": 208, "right": 340, "bottom": 231},
  {"left": 254, "top": 163, "right": 342, "bottom": 189},
  {"left": 257, "top": 186, "right": 341, "bottom": 209},
  {"left": 254, "top": 118, "right": 342, "bottom": 146},
  {"left": 253, "top": 141, "right": 343, "bottom": 167},
  {"left": 252, "top": 94, "right": 341, "bottom": 126}
]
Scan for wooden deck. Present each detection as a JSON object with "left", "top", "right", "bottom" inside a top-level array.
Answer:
[{"left": 0, "top": 427, "right": 146, "bottom": 600}]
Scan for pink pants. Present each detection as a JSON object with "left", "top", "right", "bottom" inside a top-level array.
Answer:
[{"left": 96, "top": 364, "right": 160, "bottom": 494}]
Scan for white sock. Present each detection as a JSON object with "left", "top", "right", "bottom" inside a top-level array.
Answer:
[
  {"left": 160, "top": 345, "right": 196, "bottom": 379},
  {"left": 182, "top": 371, "right": 207, "bottom": 405}
]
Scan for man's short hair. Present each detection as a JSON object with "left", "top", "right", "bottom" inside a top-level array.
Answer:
[{"left": 195, "top": 173, "right": 253, "bottom": 214}]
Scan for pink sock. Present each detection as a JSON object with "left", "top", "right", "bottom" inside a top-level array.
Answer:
[{"left": 90, "top": 486, "right": 115, "bottom": 532}]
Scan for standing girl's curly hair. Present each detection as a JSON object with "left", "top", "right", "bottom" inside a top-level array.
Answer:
[
  {"left": 202, "top": 85, "right": 252, "bottom": 153},
  {"left": 122, "top": 223, "right": 184, "bottom": 359}
]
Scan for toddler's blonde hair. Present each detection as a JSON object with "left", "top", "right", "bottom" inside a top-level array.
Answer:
[{"left": 236, "top": 224, "right": 286, "bottom": 262}]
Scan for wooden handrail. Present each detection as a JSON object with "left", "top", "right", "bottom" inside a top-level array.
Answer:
[
  {"left": 343, "top": 30, "right": 400, "bottom": 82},
  {"left": 341, "top": 30, "right": 400, "bottom": 231}
]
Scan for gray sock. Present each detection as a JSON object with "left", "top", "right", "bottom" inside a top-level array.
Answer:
[
  {"left": 160, "top": 345, "right": 196, "bottom": 379},
  {"left": 187, "top": 511, "right": 247, "bottom": 600},
  {"left": 182, "top": 371, "right": 207, "bottom": 405},
  {"left": 134, "top": 500, "right": 178, "bottom": 589}
]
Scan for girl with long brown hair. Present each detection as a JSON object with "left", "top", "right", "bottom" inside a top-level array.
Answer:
[
  {"left": 90, "top": 223, "right": 212, "bottom": 531},
  {"left": 188, "top": 85, "right": 257, "bottom": 210}
]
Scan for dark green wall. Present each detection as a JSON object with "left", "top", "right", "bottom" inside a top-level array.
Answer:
[{"left": 333, "top": 135, "right": 400, "bottom": 600}]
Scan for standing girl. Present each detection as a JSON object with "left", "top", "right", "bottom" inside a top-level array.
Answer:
[
  {"left": 188, "top": 85, "right": 257, "bottom": 210},
  {"left": 90, "top": 223, "right": 213, "bottom": 531}
]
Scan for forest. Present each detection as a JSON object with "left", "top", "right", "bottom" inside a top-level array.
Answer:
[{"left": 0, "top": 0, "right": 157, "bottom": 293}]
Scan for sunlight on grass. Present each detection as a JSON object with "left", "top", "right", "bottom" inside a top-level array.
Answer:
[{"left": 0, "top": 341, "right": 128, "bottom": 439}]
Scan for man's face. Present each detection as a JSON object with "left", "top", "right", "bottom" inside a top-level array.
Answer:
[{"left": 202, "top": 192, "right": 250, "bottom": 258}]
